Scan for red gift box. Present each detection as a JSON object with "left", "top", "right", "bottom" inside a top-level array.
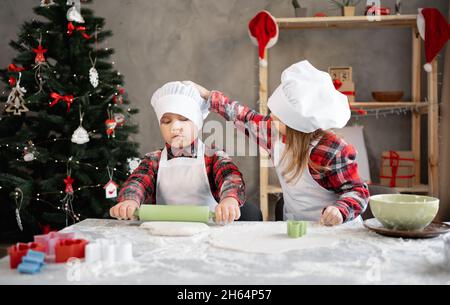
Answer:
[
  {"left": 55, "top": 239, "right": 89, "bottom": 263},
  {"left": 8, "top": 242, "right": 46, "bottom": 269}
]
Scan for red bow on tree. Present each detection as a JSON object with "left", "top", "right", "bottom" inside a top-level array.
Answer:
[
  {"left": 8, "top": 64, "right": 25, "bottom": 72},
  {"left": 33, "top": 45, "right": 47, "bottom": 64},
  {"left": 67, "top": 22, "right": 91, "bottom": 39},
  {"left": 8, "top": 64, "right": 25, "bottom": 87},
  {"left": 49, "top": 92, "right": 75, "bottom": 112},
  {"left": 64, "top": 175, "right": 75, "bottom": 194}
]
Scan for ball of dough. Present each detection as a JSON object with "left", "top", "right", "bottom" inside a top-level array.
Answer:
[{"left": 140, "top": 222, "right": 209, "bottom": 236}]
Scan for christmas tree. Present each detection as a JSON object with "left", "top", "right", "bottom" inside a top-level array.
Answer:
[{"left": 0, "top": 0, "right": 140, "bottom": 242}]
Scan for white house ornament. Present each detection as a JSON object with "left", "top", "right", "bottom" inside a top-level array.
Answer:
[
  {"left": 127, "top": 158, "right": 141, "bottom": 174},
  {"left": 5, "top": 77, "right": 29, "bottom": 116},
  {"left": 104, "top": 180, "right": 118, "bottom": 199},
  {"left": 71, "top": 111, "right": 90, "bottom": 144}
]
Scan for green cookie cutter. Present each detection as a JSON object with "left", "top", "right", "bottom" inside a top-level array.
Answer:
[{"left": 287, "top": 220, "right": 307, "bottom": 238}]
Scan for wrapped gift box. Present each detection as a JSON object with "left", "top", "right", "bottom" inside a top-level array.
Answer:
[
  {"left": 336, "top": 80, "right": 355, "bottom": 103},
  {"left": 380, "top": 151, "right": 415, "bottom": 188}
]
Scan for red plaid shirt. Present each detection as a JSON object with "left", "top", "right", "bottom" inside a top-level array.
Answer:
[
  {"left": 117, "top": 141, "right": 246, "bottom": 206},
  {"left": 209, "top": 91, "right": 369, "bottom": 222}
]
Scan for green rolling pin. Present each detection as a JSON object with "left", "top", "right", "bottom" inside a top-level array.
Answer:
[{"left": 134, "top": 205, "right": 215, "bottom": 223}]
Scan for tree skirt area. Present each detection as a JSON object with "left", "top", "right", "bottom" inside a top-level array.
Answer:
[{"left": 0, "top": 219, "right": 449, "bottom": 284}]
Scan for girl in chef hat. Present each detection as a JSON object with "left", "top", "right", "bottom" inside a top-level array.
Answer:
[
  {"left": 189, "top": 60, "right": 369, "bottom": 226},
  {"left": 110, "top": 81, "right": 262, "bottom": 223}
]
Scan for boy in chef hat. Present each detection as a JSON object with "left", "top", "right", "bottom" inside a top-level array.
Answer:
[
  {"left": 190, "top": 60, "right": 369, "bottom": 226},
  {"left": 110, "top": 81, "right": 261, "bottom": 223}
]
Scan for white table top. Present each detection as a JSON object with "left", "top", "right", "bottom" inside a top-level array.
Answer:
[{"left": 0, "top": 219, "right": 449, "bottom": 285}]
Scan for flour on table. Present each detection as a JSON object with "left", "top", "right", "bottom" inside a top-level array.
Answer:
[
  {"left": 140, "top": 222, "right": 209, "bottom": 236},
  {"left": 209, "top": 222, "right": 340, "bottom": 254}
]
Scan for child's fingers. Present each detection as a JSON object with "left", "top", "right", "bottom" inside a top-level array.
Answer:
[
  {"left": 126, "top": 205, "right": 135, "bottom": 220},
  {"left": 227, "top": 206, "right": 235, "bottom": 223},
  {"left": 222, "top": 206, "right": 229, "bottom": 223},
  {"left": 109, "top": 206, "right": 115, "bottom": 218},
  {"left": 119, "top": 204, "right": 129, "bottom": 219},
  {"left": 235, "top": 206, "right": 241, "bottom": 220},
  {"left": 215, "top": 206, "right": 223, "bottom": 223},
  {"left": 110, "top": 205, "right": 120, "bottom": 219},
  {"left": 323, "top": 209, "right": 336, "bottom": 226}
]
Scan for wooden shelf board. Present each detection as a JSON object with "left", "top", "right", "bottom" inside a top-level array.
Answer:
[
  {"left": 350, "top": 101, "right": 428, "bottom": 109},
  {"left": 276, "top": 15, "right": 418, "bottom": 30}
]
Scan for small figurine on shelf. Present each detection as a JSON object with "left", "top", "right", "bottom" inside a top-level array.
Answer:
[
  {"left": 395, "top": 0, "right": 402, "bottom": 15},
  {"left": 329, "top": 0, "right": 363, "bottom": 17},
  {"left": 365, "top": 0, "right": 390, "bottom": 17}
]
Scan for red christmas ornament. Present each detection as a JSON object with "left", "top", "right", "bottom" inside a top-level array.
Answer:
[
  {"left": 67, "top": 22, "right": 91, "bottom": 39},
  {"left": 105, "top": 118, "right": 117, "bottom": 138},
  {"left": 112, "top": 87, "right": 126, "bottom": 104},
  {"left": 9, "top": 77, "right": 16, "bottom": 87},
  {"left": 33, "top": 44, "right": 47, "bottom": 64},
  {"left": 49, "top": 92, "right": 75, "bottom": 112},
  {"left": 64, "top": 175, "right": 75, "bottom": 194}
]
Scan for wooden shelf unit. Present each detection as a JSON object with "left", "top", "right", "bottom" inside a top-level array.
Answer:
[{"left": 258, "top": 15, "right": 439, "bottom": 220}]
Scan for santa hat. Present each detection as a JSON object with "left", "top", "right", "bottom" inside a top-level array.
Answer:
[
  {"left": 416, "top": 8, "right": 450, "bottom": 72},
  {"left": 248, "top": 11, "right": 279, "bottom": 66}
]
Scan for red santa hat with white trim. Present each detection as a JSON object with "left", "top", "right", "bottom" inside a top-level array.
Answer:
[
  {"left": 248, "top": 11, "right": 279, "bottom": 67},
  {"left": 416, "top": 8, "right": 450, "bottom": 72}
]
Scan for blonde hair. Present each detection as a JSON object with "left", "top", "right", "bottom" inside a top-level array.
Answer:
[{"left": 280, "top": 127, "right": 330, "bottom": 184}]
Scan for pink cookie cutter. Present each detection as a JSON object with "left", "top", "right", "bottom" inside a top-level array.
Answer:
[{"left": 34, "top": 231, "right": 75, "bottom": 256}]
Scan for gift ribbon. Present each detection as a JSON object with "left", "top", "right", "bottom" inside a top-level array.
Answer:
[
  {"left": 49, "top": 92, "right": 75, "bottom": 112},
  {"left": 379, "top": 151, "right": 415, "bottom": 187},
  {"left": 67, "top": 22, "right": 91, "bottom": 39}
]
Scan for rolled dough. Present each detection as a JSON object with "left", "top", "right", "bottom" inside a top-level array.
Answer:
[
  {"left": 140, "top": 221, "right": 209, "bottom": 236},
  {"left": 209, "top": 222, "right": 340, "bottom": 254}
]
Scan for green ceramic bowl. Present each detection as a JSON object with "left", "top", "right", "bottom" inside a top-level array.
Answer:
[{"left": 369, "top": 194, "right": 439, "bottom": 231}]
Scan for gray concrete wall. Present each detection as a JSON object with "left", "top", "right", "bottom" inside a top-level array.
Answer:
[{"left": 1, "top": 0, "right": 448, "bottom": 218}]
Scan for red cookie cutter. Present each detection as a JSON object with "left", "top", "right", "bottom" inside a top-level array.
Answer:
[
  {"left": 55, "top": 239, "right": 89, "bottom": 263},
  {"left": 8, "top": 242, "right": 46, "bottom": 269}
]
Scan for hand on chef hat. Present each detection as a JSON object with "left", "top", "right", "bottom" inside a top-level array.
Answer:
[
  {"left": 150, "top": 81, "right": 209, "bottom": 130},
  {"left": 268, "top": 60, "right": 350, "bottom": 133}
]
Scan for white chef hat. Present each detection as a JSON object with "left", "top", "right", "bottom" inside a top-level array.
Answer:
[
  {"left": 150, "top": 81, "right": 209, "bottom": 130},
  {"left": 268, "top": 60, "right": 350, "bottom": 133}
]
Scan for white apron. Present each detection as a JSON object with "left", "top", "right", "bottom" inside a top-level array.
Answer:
[
  {"left": 273, "top": 137, "right": 361, "bottom": 223},
  {"left": 156, "top": 140, "right": 218, "bottom": 211}
]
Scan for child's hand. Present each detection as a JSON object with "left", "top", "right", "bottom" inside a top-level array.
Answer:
[
  {"left": 215, "top": 197, "right": 241, "bottom": 224},
  {"left": 183, "top": 81, "right": 210, "bottom": 100},
  {"left": 109, "top": 200, "right": 139, "bottom": 220},
  {"left": 320, "top": 206, "right": 343, "bottom": 226}
]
